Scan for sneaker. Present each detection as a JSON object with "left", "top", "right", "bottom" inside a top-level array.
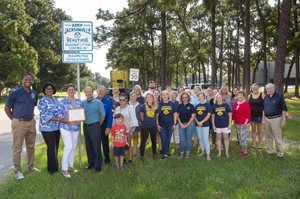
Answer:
[
  {"left": 127, "top": 160, "right": 133, "bottom": 167},
  {"left": 62, "top": 170, "right": 71, "bottom": 178},
  {"left": 198, "top": 152, "right": 204, "bottom": 157},
  {"left": 28, "top": 167, "right": 41, "bottom": 172},
  {"left": 15, "top": 171, "right": 24, "bottom": 180},
  {"left": 69, "top": 167, "right": 78, "bottom": 173},
  {"left": 160, "top": 155, "right": 167, "bottom": 161},
  {"left": 159, "top": 150, "right": 163, "bottom": 155}
]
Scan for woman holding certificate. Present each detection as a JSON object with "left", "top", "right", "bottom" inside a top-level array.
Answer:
[{"left": 58, "top": 84, "right": 83, "bottom": 178}]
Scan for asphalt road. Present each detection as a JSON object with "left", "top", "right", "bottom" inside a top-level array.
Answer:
[{"left": 0, "top": 108, "right": 42, "bottom": 178}]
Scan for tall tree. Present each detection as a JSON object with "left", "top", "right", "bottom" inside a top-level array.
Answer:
[
  {"left": 294, "top": 0, "right": 299, "bottom": 97},
  {"left": 243, "top": 0, "right": 251, "bottom": 95},
  {"left": 274, "top": 0, "right": 293, "bottom": 94}
]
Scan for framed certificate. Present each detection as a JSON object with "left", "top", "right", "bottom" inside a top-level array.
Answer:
[{"left": 68, "top": 108, "right": 85, "bottom": 122}]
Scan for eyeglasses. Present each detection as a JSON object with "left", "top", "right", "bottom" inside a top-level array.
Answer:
[
  {"left": 46, "top": 87, "right": 53, "bottom": 90},
  {"left": 119, "top": 99, "right": 126, "bottom": 101}
]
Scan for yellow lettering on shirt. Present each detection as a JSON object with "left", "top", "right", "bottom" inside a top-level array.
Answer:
[
  {"left": 146, "top": 109, "right": 155, "bottom": 118},
  {"left": 196, "top": 106, "right": 205, "bottom": 115},
  {"left": 161, "top": 106, "right": 171, "bottom": 115},
  {"left": 215, "top": 107, "right": 225, "bottom": 116}
]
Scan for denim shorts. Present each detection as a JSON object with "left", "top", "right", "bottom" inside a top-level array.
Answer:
[
  {"left": 133, "top": 126, "right": 141, "bottom": 133},
  {"left": 113, "top": 146, "right": 125, "bottom": 156},
  {"left": 251, "top": 116, "right": 262, "bottom": 124}
]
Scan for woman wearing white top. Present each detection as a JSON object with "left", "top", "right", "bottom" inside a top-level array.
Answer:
[{"left": 114, "top": 93, "right": 138, "bottom": 166}]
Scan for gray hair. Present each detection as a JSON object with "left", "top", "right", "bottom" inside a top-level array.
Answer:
[{"left": 97, "top": 85, "right": 107, "bottom": 92}]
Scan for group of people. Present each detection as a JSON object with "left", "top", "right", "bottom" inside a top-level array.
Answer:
[{"left": 5, "top": 75, "right": 288, "bottom": 180}]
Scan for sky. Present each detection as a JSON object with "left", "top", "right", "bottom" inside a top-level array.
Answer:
[{"left": 55, "top": 0, "right": 128, "bottom": 78}]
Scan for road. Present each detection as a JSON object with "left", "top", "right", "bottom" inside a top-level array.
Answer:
[{"left": 0, "top": 108, "right": 42, "bottom": 178}]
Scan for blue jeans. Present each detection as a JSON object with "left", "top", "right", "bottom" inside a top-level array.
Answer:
[
  {"left": 160, "top": 126, "right": 173, "bottom": 155},
  {"left": 179, "top": 122, "right": 194, "bottom": 155},
  {"left": 196, "top": 126, "right": 210, "bottom": 155}
]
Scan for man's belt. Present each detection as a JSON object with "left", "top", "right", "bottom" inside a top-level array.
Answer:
[
  {"left": 15, "top": 118, "right": 32, "bottom": 121},
  {"left": 84, "top": 122, "right": 100, "bottom": 126},
  {"left": 265, "top": 115, "right": 281, "bottom": 119}
]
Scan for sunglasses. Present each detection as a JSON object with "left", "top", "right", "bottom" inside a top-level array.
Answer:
[{"left": 119, "top": 99, "right": 126, "bottom": 101}]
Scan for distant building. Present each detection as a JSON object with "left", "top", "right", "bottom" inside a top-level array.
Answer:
[{"left": 253, "top": 61, "right": 296, "bottom": 85}]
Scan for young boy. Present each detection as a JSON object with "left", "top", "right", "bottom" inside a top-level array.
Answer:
[{"left": 111, "top": 113, "right": 128, "bottom": 170}]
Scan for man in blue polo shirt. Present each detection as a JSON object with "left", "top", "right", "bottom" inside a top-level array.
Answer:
[
  {"left": 97, "top": 85, "right": 113, "bottom": 164},
  {"left": 263, "top": 83, "right": 288, "bottom": 160},
  {"left": 4, "top": 75, "right": 40, "bottom": 180},
  {"left": 82, "top": 86, "right": 105, "bottom": 171}
]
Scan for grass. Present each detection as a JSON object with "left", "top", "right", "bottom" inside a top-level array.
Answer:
[
  {"left": 0, "top": 99, "right": 299, "bottom": 198},
  {"left": 0, "top": 138, "right": 299, "bottom": 199}
]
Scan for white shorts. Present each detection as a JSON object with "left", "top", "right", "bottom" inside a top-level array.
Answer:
[{"left": 215, "top": 128, "right": 231, "bottom": 134}]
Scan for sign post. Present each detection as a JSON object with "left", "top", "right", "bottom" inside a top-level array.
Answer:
[
  {"left": 129, "top": 68, "right": 139, "bottom": 87},
  {"left": 62, "top": 21, "right": 93, "bottom": 166}
]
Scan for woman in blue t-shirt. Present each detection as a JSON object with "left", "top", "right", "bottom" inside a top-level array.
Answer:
[
  {"left": 212, "top": 93, "right": 232, "bottom": 158},
  {"left": 177, "top": 92, "right": 196, "bottom": 159},
  {"left": 157, "top": 91, "right": 178, "bottom": 160},
  {"left": 195, "top": 92, "right": 212, "bottom": 161},
  {"left": 140, "top": 93, "right": 158, "bottom": 162}
]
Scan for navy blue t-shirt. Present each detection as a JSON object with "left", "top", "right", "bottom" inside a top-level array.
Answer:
[
  {"left": 6, "top": 87, "right": 38, "bottom": 119},
  {"left": 140, "top": 104, "right": 158, "bottom": 128},
  {"left": 177, "top": 103, "right": 195, "bottom": 123},
  {"left": 212, "top": 103, "right": 232, "bottom": 128},
  {"left": 264, "top": 92, "right": 288, "bottom": 116},
  {"left": 195, "top": 102, "right": 212, "bottom": 127},
  {"left": 158, "top": 101, "right": 177, "bottom": 127}
]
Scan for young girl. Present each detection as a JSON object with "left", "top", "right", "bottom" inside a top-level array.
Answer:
[
  {"left": 140, "top": 93, "right": 158, "bottom": 162},
  {"left": 177, "top": 92, "right": 196, "bottom": 159},
  {"left": 111, "top": 113, "right": 128, "bottom": 170},
  {"left": 212, "top": 93, "right": 232, "bottom": 158},
  {"left": 157, "top": 90, "right": 178, "bottom": 160},
  {"left": 195, "top": 92, "right": 212, "bottom": 161}
]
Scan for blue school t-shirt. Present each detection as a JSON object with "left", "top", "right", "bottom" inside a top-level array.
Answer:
[
  {"left": 158, "top": 101, "right": 177, "bottom": 127},
  {"left": 177, "top": 103, "right": 195, "bottom": 123},
  {"left": 212, "top": 103, "right": 232, "bottom": 128},
  {"left": 195, "top": 102, "right": 212, "bottom": 127},
  {"left": 140, "top": 104, "right": 158, "bottom": 128}
]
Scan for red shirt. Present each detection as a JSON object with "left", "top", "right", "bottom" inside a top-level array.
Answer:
[
  {"left": 111, "top": 124, "right": 127, "bottom": 147},
  {"left": 232, "top": 101, "right": 251, "bottom": 124}
]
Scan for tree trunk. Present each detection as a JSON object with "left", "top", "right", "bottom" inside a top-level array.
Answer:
[
  {"left": 160, "top": 11, "right": 167, "bottom": 89},
  {"left": 201, "top": 61, "right": 207, "bottom": 83},
  {"left": 243, "top": 0, "right": 251, "bottom": 95},
  {"left": 211, "top": 2, "right": 217, "bottom": 87},
  {"left": 294, "top": 0, "right": 299, "bottom": 97},
  {"left": 184, "top": 66, "right": 188, "bottom": 86},
  {"left": 277, "top": 0, "right": 281, "bottom": 32},
  {"left": 274, "top": 0, "right": 292, "bottom": 94},
  {"left": 255, "top": 0, "right": 268, "bottom": 90},
  {"left": 150, "top": 29, "right": 156, "bottom": 82},
  {"left": 227, "top": 31, "right": 232, "bottom": 91},
  {"left": 284, "top": 56, "right": 295, "bottom": 92},
  {"left": 176, "top": 60, "right": 179, "bottom": 88},
  {"left": 219, "top": 22, "right": 224, "bottom": 86},
  {"left": 252, "top": 51, "right": 263, "bottom": 83}
]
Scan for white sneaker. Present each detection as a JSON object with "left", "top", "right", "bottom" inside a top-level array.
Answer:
[
  {"left": 29, "top": 167, "right": 41, "bottom": 172},
  {"left": 15, "top": 171, "right": 24, "bottom": 180},
  {"left": 69, "top": 167, "right": 78, "bottom": 173},
  {"left": 62, "top": 170, "right": 71, "bottom": 178}
]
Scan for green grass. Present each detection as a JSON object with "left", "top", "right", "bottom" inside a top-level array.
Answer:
[
  {"left": 285, "top": 99, "right": 300, "bottom": 142},
  {"left": 0, "top": 99, "right": 299, "bottom": 198}
]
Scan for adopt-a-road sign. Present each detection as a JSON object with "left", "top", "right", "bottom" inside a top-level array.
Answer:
[{"left": 62, "top": 21, "right": 93, "bottom": 51}]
